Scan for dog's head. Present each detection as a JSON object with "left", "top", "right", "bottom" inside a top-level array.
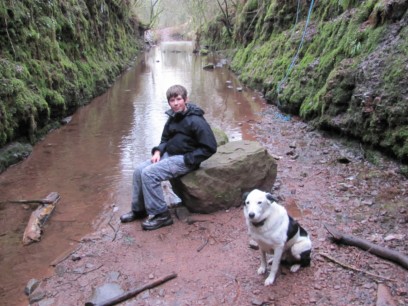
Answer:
[{"left": 243, "top": 189, "right": 277, "bottom": 224}]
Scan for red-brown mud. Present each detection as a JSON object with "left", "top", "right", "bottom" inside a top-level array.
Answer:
[{"left": 33, "top": 105, "right": 408, "bottom": 306}]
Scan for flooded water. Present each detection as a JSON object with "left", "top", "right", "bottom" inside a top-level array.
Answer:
[{"left": 0, "top": 41, "right": 265, "bottom": 305}]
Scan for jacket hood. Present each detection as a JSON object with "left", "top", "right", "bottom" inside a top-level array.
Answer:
[{"left": 165, "top": 103, "right": 204, "bottom": 117}]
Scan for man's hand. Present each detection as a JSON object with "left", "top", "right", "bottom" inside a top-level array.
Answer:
[{"left": 151, "top": 150, "right": 161, "bottom": 163}]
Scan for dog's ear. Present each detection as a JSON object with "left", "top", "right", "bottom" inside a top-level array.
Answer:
[
  {"left": 242, "top": 192, "right": 250, "bottom": 205},
  {"left": 266, "top": 193, "right": 277, "bottom": 203}
]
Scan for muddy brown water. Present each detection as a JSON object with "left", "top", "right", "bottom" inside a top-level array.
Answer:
[{"left": 0, "top": 42, "right": 267, "bottom": 305}]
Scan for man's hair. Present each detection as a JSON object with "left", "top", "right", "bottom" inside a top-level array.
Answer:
[{"left": 166, "top": 85, "right": 187, "bottom": 101}]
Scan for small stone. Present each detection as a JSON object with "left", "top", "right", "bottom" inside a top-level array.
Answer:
[
  {"left": 141, "top": 290, "right": 150, "bottom": 299},
  {"left": 38, "top": 298, "right": 56, "bottom": 306},
  {"left": 384, "top": 234, "right": 404, "bottom": 241},
  {"left": 249, "top": 239, "right": 259, "bottom": 250},
  {"left": 55, "top": 265, "right": 66, "bottom": 277},
  {"left": 362, "top": 199, "right": 374, "bottom": 206},
  {"left": 251, "top": 298, "right": 264, "bottom": 306},
  {"left": 29, "top": 290, "right": 46, "bottom": 304},
  {"left": 396, "top": 286, "right": 407, "bottom": 296},
  {"left": 71, "top": 254, "right": 82, "bottom": 261},
  {"left": 106, "top": 271, "right": 120, "bottom": 282},
  {"left": 149, "top": 273, "right": 154, "bottom": 279},
  {"left": 25, "top": 279, "right": 40, "bottom": 296},
  {"left": 363, "top": 283, "right": 373, "bottom": 289},
  {"left": 309, "top": 296, "right": 318, "bottom": 303},
  {"left": 377, "top": 284, "right": 397, "bottom": 305}
]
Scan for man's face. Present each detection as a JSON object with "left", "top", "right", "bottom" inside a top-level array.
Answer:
[{"left": 168, "top": 95, "right": 187, "bottom": 113}]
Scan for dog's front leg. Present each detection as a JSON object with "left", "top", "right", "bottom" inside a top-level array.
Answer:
[
  {"left": 257, "top": 250, "right": 267, "bottom": 275},
  {"left": 265, "top": 247, "right": 284, "bottom": 286}
]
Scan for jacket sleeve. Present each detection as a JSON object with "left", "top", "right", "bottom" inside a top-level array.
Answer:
[
  {"left": 151, "top": 119, "right": 170, "bottom": 156},
  {"left": 183, "top": 117, "right": 217, "bottom": 167}
]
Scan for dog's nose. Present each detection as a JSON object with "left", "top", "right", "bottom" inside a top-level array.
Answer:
[{"left": 249, "top": 212, "right": 255, "bottom": 219}]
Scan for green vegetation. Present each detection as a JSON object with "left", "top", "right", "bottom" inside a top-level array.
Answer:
[
  {"left": 202, "top": 0, "right": 408, "bottom": 162},
  {"left": 0, "top": 0, "right": 143, "bottom": 147}
]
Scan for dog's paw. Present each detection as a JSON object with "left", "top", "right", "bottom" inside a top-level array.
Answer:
[
  {"left": 257, "top": 266, "right": 266, "bottom": 275},
  {"left": 290, "top": 264, "right": 301, "bottom": 273},
  {"left": 264, "top": 275, "right": 275, "bottom": 286}
]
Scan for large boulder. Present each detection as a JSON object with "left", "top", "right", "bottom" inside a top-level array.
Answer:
[{"left": 172, "top": 140, "right": 277, "bottom": 213}]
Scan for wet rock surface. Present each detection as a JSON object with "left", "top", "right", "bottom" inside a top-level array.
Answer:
[{"left": 33, "top": 104, "right": 408, "bottom": 305}]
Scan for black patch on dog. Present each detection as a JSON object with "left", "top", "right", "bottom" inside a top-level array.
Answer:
[
  {"left": 299, "top": 225, "right": 308, "bottom": 237},
  {"left": 300, "top": 250, "right": 311, "bottom": 267},
  {"left": 286, "top": 216, "right": 299, "bottom": 241},
  {"left": 265, "top": 193, "right": 277, "bottom": 203},
  {"left": 242, "top": 192, "right": 250, "bottom": 205}
]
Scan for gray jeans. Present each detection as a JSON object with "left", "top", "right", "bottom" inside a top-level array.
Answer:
[{"left": 131, "top": 153, "right": 193, "bottom": 215}]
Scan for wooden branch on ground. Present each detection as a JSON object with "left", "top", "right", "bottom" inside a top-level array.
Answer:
[
  {"left": 107, "top": 213, "right": 120, "bottom": 242},
  {"left": 324, "top": 224, "right": 408, "bottom": 270},
  {"left": 319, "top": 253, "right": 395, "bottom": 282},
  {"left": 197, "top": 238, "right": 208, "bottom": 252},
  {"left": 85, "top": 273, "right": 177, "bottom": 306},
  {"left": 22, "top": 192, "right": 61, "bottom": 245}
]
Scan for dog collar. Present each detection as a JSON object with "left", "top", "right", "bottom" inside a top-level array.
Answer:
[{"left": 251, "top": 218, "right": 267, "bottom": 227}]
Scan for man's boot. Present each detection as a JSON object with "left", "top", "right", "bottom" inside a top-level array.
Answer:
[{"left": 141, "top": 210, "right": 173, "bottom": 230}]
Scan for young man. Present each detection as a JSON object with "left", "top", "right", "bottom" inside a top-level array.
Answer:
[{"left": 120, "top": 85, "right": 217, "bottom": 230}]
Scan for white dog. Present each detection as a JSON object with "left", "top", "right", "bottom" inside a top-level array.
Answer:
[{"left": 243, "top": 189, "right": 312, "bottom": 286}]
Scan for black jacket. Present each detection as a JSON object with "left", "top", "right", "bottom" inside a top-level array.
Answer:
[{"left": 152, "top": 103, "right": 217, "bottom": 168}]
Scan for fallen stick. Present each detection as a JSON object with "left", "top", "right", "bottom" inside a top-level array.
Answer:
[
  {"left": 324, "top": 224, "right": 408, "bottom": 270},
  {"left": 319, "top": 253, "right": 395, "bottom": 282},
  {"left": 107, "top": 213, "right": 119, "bottom": 242},
  {"left": 85, "top": 273, "right": 177, "bottom": 306},
  {"left": 197, "top": 238, "right": 208, "bottom": 252}
]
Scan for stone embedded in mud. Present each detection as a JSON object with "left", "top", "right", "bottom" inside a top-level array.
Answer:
[
  {"left": 28, "top": 290, "right": 46, "bottom": 304},
  {"left": 24, "top": 278, "right": 40, "bottom": 296},
  {"left": 172, "top": 140, "right": 277, "bottom": 213},
  {"left": 88, "top": 283, "right": 124, "bottom": 305}
]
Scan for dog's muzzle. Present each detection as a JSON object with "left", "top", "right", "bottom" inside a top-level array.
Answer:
[{"left": 249, "top": 212, "right": 255, "bottom": 219}]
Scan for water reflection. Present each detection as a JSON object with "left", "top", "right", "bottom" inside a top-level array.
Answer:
[{"left": 0, "top": 41, "right": 264, "bottom": 305}]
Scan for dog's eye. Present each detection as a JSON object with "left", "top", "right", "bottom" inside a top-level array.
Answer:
[
  {"left": 257, "top": 201, "right": 262, "bottom": 205},
  {"left": 245, "top": 201, "right": 249, "bottom": 206}
]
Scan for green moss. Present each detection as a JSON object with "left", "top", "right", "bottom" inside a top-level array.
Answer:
[
  {"left": 0, "top": 0, "right": 143, "bottom": 147},
  {"left": 204, "top": 0, "right": 407, "bottom": 162}
]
